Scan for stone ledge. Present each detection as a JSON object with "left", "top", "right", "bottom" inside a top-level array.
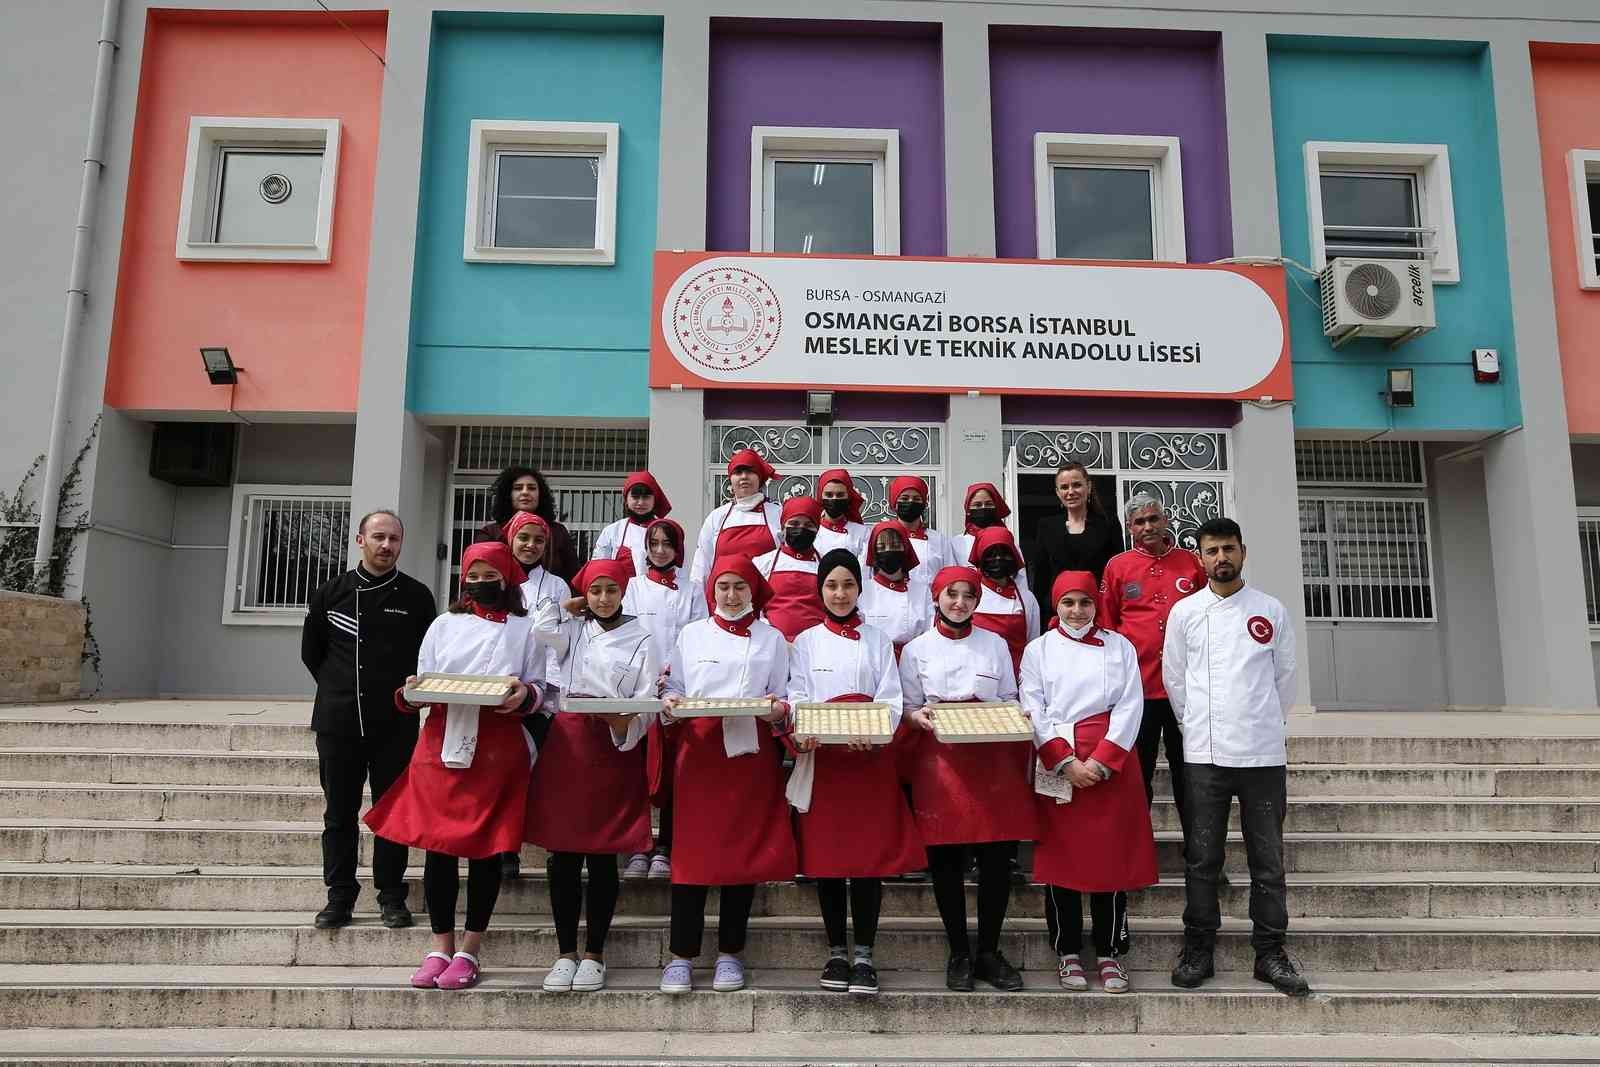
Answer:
[{"left": 0, "top": 593, "right": 84, "bottom": 704}]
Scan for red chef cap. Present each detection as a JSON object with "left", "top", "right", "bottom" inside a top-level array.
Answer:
[
  {"left": 931, "top": 566, "right": 982, "bottom": 601},
  {"left": 888, "top": 475, "right": 929, "bottom": 503},
  {"left": 621, "top": 471, "right": 671, "bottom": 518},
  {"left": 502, "top": 511, "right": 550, "bottom": 548},
  {"left": 461, "top": 540, "right": 526, "bottom": 588},
  {"left": 963, "top": 482, "right": 1012, "bottom": 522},
  {"left": 780, "top": 495, "right": 822, "bottom": 525},
  {"left": 572, "top": 556, "right": 635, "bottom": 600},
  {"left": 816, "top": 468, "right": 864, "bottom": 523},
  {"left": 704, "top": 554, "right": 774, "bottom": 613},
  {"left": 967, "top": 526, "right": 1024, "bottom": 570},
  {"left": 864, "top": 519, "right": 921, "bottom": 572},
  {"left": 1050, "top": 570, "right": 1101, "bottom": 616},
  {"left": 726, "top": 448, "right": 777, "bottom": 485}
]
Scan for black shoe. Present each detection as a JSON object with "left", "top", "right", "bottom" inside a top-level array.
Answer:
[
  {"left": 500, "top": 851, "right": 521, "bottom": 880},
  {"left": 1170, "top": 944, "right": 1215, "bottom": 988},
  {"left": 973, "top": 949, "right": 1024, "bottom": 992},
  {"left": 379, "top": 902, "right": 413, "bottom": 929},
  {"left": 313, "top": 902, "right": 353, "bottom": 930},
  {"left": 847, "top": 960, "right": 879, "bottom": 996},
  {"left": 1008, "top": 857, "right": 1027, "bottom": 886},
  {"left": 1254, "top": 950, "right": 1310, "bottom": 997},
  {"left": 819, "top": 956, "right": 851, "bottom": 991},
  {"left": 945, "top": 952, "right": 974, "bottom": 992}
]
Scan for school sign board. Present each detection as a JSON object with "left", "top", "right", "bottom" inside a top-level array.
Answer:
[{"left": 650, "top": 251, "right": 1292, "bottom": 401}]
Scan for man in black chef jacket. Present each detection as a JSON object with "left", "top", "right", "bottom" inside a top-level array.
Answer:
[{"left": 301, "top": 510, "right": 436, "bottom": 930}]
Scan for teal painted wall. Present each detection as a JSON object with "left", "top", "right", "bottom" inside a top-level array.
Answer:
[
  {"left": 409, "top": 16, "right": 662, "bottom": 418},
  {"left": 1268, "top": 39, "right": 1518, "bottom": 432}
]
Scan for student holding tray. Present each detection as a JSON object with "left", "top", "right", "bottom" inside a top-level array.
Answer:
[
  {"left": 656, "top": 555, "right": 797, "bottom": 995},
  {"left": 785, "top": 548, "right": 923, "bottom": 997},
  {"left": 365, "top": 541, "right": 547, "bottom": 992},
  {"left": 898, "top": 565, "right": 1037, "bottom": 993},
  {"left": 526, "top": 556, "right": 661, "bottom": 994}
]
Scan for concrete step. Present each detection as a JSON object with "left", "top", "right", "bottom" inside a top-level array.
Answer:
[
  {"left": 7, "top": 864, "right": 1600, "bottom": 921},
  {"left": 5, "top": 910, "right": 1597, "bottom": 973},
  {"left": 0, "top": 782, "right": 327, "bottom": 822},
  {"left": 0, "top": 750, "right": 318, "bottom": 788},
  {"left": 1151, "top": 764, "right": 1600, "bottom": 798},
  {"left": 2, "top": 964, "right": 1597, "bottom": 1035},
  {"left": 0, "top": 719, "right": 310, "bottom": 754}
]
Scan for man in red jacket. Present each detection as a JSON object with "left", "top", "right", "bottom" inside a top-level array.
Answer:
[{"left": 1099, "top": 495, "right": 1206, "bottom": 838}]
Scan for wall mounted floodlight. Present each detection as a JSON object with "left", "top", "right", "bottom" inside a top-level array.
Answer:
[
  {"left": 806, "top": 390, "right": 835, "bottom": 427},
  {"left": 200, "top": 347, "right": 239, "bottom": 386},
  {"left": 1384, "top": 368, "right": 1415, "bottom": 408}
]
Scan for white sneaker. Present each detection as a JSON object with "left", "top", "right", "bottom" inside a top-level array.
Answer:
[
  {"left": 623, "top": 853, "right": 650, "bottom": 879},
  {"left": 542, "top": 957, "right": 579, "bottom": 992},
  {"left": 572, "top": 958, "right": 606, "bottom": 992},
  {"left": 648, "top": 853, "right": 672, "bottom": 880}
]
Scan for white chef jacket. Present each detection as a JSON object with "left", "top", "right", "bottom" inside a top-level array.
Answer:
[
  {"left": 622, "top": 567, "right": 706, "bottom": 665},
  {"left": 591, "top": 516, "right": 651, "bottom": 569},
  {"left": 899, "top": 624, "right": 1018, "bottom": 708},
  {"left": 814, "top": 520, "right": 869, "bottom": 558},
  {"left": 859, "top": 574, "right": 933, "bottom": 648},
  {"left": 1019, "top": 626, "right": 1144, "bottom": 772},
  {"left": 520, "top": 567, "right": 572, "bottom": 685},
  {"left": 533, "top": 601, "right": 660, "bottom": 750},
  {"left": 786, "top": 620, "right": 905, "bottom": 730},
  {"left": 753, "top": 546, "right": 818, "bottom": 582},
  {"left": 688, "top": 496, "right": 783, "bottom": 586},
  {"left": 1162, "top": 583, "right": 1296, "bottom": 768},
  {"left": 416, "top": 610, "right": 547, "bottom": 767},
  {"left": 903, "top": 526, "right": 955, "bottom": 588},
  {"left": 950, "top": 532, "right": 1030, "bottom": 594},
  {"left": 974, "top": 578, "right": 1042, "bottom": 644},
  {"left": 663, "top": 615, "right": 790, "bottom": 757}
]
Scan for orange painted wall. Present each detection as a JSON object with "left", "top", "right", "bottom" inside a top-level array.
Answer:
[
  {"left": 104, "top": 12, "right": 387, "bottom": 416},
  {"left": 1532, "top": 44, "right": 1600, "bottom": 437}
]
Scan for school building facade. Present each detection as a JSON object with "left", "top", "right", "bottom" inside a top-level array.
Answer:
[{"left": 6, "top": 0, "right": 1600, "bottom": 713}]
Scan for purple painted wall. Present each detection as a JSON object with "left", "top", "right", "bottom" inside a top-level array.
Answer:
[
  {"left": 705, "top": 389, "right": 949, "bottom": 423},
  {"left": 989, "top": 28, "right": 1232, "bottom": 263},
  {"left": 1003, "top": 395, "right": 1239, "bottom": 428},
  {"left": 707, "top": 22, "right": 945, "bottom": 254}
]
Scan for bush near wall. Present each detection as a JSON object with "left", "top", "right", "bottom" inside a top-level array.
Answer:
[{"left": 0, "top": 591, "right": 85, "bottom": 703}]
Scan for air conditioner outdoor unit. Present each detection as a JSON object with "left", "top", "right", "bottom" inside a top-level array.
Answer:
[{"left": 1319, "top": 257, "right": 1436, "bottom": 350}]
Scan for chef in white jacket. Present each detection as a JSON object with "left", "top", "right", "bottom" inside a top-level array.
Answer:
[{"left": 1161, "top": 516, "right": 1307, "bottom": 998}]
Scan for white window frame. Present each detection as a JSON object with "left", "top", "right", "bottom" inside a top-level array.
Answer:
[
  {"left": 175, "top": 117, "right": 340, "bottom": 263},
  {"left": 749, "top": 127, "right": 900, "bottom": 256},
  {"left": 1578, "top": 507, "right": 1600, "bottom": 635},
  {"left": 463, "top": 120, "right": 619, "bottom": 265},
  {"left": 1299, "top": 492, "right": 1436, "bottom": 624},
  {"left": 1569, "top": 150, "right": 1600, "bottom": 291},
  {"left": 222, "top": 484, "right": 351, "bottom": 626},
  {"left": 1033, "top": 133, "right": 1186, "bottom": 263},
  {"left": 1304, "top": 141, "right": 1459, "bottom": 284}
]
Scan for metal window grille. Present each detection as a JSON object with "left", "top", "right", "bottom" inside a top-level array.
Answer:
[
  {"left": 1295, "top": 439, "right": 1426, "bottom": 487},
  {"left": 454, "top": 426, "right": 647, "bottom": 475},
  {"left": 229, "top": 488, "right": 350, "bottom": 614},
  {"left": 1300, "top": 496, "right": 1434, "bottom": 622},
  {"left": 1579, "top": 510, "right": 1600, "bottom": 628},
  {"left": 445, "top": 478, "right": 625, "bottom": 601}
]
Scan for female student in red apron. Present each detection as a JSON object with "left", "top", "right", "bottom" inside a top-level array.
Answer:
[
  {"left": 619, "top": 517, "right": 704, "bottom": 881},
  {"left": 1020, "top": 570, "right": 1156, "bottom": 994},
  {"left": 887, "top": 475, "right": 953, "bottom": 586},
  {"left": 814, "top": 468, "right": 868, "bottom": 557},
  {"left": 366, "top": 541, "right": 546, "bottom": 991},
  {"left": 968, "top": 526, "right": 1041, "bottom": 677},
  {"left": 786, "top": 549, "right": 923, "bottom": 996},
  {"left": 657, "top": 555, "right": 797, "bottom": 994},
  {"left": 899, "top": 566, "right": 1038, "bottom": 992},
  {"left": 592, "top": 471, "right": 671, "bottom": 569},
  {"left": 526, "top": 557, "right": 661, "bottom": 994},
  {"left": 689, "top": 449, "right": 782, "bottom": 587},
  {"left": 950, "top": 483, "right": 1029, "bottom": 594},
  {"left": 753, "top": 496, "right": 825, "bottom": 642},
  {"left": 858, "top": 520, "right": 933, "bottom": 655}
]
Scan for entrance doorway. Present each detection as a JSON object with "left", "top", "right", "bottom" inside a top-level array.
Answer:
[{"left": 1014, "top": 471, "right": 1118, "bottom": 567}]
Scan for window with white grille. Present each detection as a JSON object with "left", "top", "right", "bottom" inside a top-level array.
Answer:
[
  {"left": 1304, "top": 142, "right": 1459, "bottom": 284},
  {"left": 1569, "top": 151, "right": 1600, "bottom": 291},
  {"left": 223, "top": 485, "right": 351, "bottom": 624},
  {"left": 1578, "top": 510, "right": 1600, "bottom": 629},
  {"left": 1295, "top": 439, "right": 1426, "bottom": 488},
  {"left": 1300, "top": 496, "right": 1434, "bottom": 622}
]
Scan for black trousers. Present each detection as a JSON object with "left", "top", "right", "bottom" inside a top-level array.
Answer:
[
  {"left": 547, "top": 852, "right": 620, "bottom": 955},
  {"left": 423, "top": 851, "right": 502, "bottom": 935},
  {"left": 927, "top": 842, "right": 1013, "bottom": 957},
  {"left": 1044, "top": 885, "right": 1129, "bottom": 958},
  {"left": 668, "top": 883, "right": 756, "bottom": 959},
  {"left": 654, "top": 797, "right": 673, "bottom": 852},
  {"left": 1136, "top": 698, "right": 1188, "bottom": 837},
  {"left": 816, "top": 878, "right": 882, "bottom": 950},
  {"left": 315, "top": 730, "right": 415, "bottom": 907},
  {"left": 1183, "top": 762, "right": 1289, "bottom": 957}
]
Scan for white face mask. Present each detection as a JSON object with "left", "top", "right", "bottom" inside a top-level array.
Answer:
[
  {"left": 731, "top": 492, "right": 764, "bottom": 512},
  {"left": 1062, "top": 620, "right": 1095, "bottom": 639},
  {"left": 714, "top": 603, "right": 752, "bottom": 621}
]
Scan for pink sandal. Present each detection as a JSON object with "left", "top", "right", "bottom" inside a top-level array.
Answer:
[
  {"left": 410, "top": 951, "right": 452, "bottom": 989},
  {"left": 436, "top": 951, "right": 480, "bottom": 990}
]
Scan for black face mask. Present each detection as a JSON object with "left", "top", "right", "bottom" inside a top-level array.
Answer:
[
  {"left": 874, "top": 550, "right": 907, "bottom": 575},
  {"left": 785, "top": 527, "right": 818, "bottom": 553},
  {"left": 463, "top": 580, "right": 503, "bottom": 604},
  {"left": 820, "top": 497, "right": 851, "bottom": 519},
  {"left": 981, "top": 555, "right": 1017, "bottom": 580},
  {"left": 936, "top": 608, "right": 973, "bottom": 632},
  {"left": 968, "top": 507, "right": 999, "bottom": 528},
  {"left": 896, "top": 499, "right": 925, "bottom": 523}
]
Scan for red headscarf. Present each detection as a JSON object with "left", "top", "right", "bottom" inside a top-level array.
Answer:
[
  {"left": 864, "top": 519, "right": 921, "bottom": 573},
  {"left": 643, "top": 517, "right": 686, "bottom": 569},
  {"left": 703, "top": 554, "right": 774, "bottom": 614},
  {"left": 572, "top": 556, "right": 635, "bottom": 600},
  {"left": 888, "top": 475, "right": 930, "bottom": 504},
  {"left": 962, "top": 482, "right": 1012, "bottom": 534},
  {"left": 1050, "top": 570, "right": 1103, "bottom": 635},
  {"left": 967, "top": 526, "right": 1024, "bottom": 570},
  {"left": 726, "top": 448, "right": 777, "bottom": 485},
  {"left": 503, "top": 510, "right": 550, "bottom": 549},
  {"left": 779, "top": 495, "right": 822, "bottom": 526},
  {"left": 816, "top": 467, "right": 864, "bottom": 525},
  {"left": 931, "top": 565, "right": 982, "bottom": 602},
  {"left": 621, "top": 471, "right": 671, "bottom": 519},
  {"left": 461, "top": 540, "right": 526, "bottom": 590}
]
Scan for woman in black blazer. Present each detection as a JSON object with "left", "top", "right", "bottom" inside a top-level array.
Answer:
[{"left": 1028, "top": 462, "right": 1124, "bottom": 611}]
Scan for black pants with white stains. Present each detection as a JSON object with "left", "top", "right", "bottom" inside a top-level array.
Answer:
[{"left": 1181, "top": 762, "right": 1289, "bottom": 957}]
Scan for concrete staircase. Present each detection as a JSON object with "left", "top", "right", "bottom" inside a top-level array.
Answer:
[{"left": 3, "top": 703, "right": 1600, "bottom": 1065}]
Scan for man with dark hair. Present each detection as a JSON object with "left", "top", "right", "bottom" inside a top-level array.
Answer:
[
  {"left": 1162, "top": 517, "right": 1308, "bottom": 997},
  {"left": 302, "top": 510, "right": 437, "bottom": 930}
]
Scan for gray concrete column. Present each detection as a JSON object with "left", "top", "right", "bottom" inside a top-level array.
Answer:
[
  {"left": 650, "top": 388, "right": 707, "bottom": 552},
  {"left": 945, "top": 394, "right": 1003, "bottom": 531},
  {"left": 940, "top": 10, "right": 996, "bottom": 259},
  {"left": 1483, "top": 39, "right": 1595, "bottom": 709}
]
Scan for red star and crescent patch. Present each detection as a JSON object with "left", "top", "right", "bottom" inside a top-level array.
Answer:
[{"left": 1247, "top": 615, "right": 1274, "bottom": 644}]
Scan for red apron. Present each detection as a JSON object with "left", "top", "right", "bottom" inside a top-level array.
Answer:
[
  {"left": 646, "top": 716, "right": 673, "bottom": 808},
  {"left": 794, "top": 693, "right": 926, "bottom": 878},
  {"left": 763, "top": 558, "right": 823, "bottom": 643},
  {"left": 973, "top": 602, "right": 1029, "bottom": 680},
  {"left": 364, "top": 707, "right": 531, "bottom": 860},
  {"left": 1033, "top": 711, "right": 1158, "bottom": 893},
  {"left": 902, "top": 696, "right": 1040, "bottom": 847},
  {"left": 661, "top": 716, "right": 797, "bottom": 885},
  {"left": 713, "top": 506, "right": 776, "bottom": 561},
  {"left": 524, "top": 711, "right": 653, "bottom": 855}
]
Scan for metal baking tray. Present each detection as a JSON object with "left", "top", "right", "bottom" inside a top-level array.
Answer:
[
  {"left": 402, "top": 672, "right": 516, "bottom": 706},
  {"left": 793, "top": 701, "right": 894, "bottom": 745},
  {"left": 561, "top": 698, "right": 661, "bottom": 715},
  {"left": 673, "top": 697, "right": 772, "bottom": 718},
  {"left": 930, "top": 701, "right": 1033, "bottom": 744}
]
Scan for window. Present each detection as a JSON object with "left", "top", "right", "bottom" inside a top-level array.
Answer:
[
  {"left": 223, "top": 486, "right": 351, "bottom": 625},
  {"left": 1304, "top": 142, "right": 1459, "bottom": 284},
  {"left": 464, "top": 120, "right": 619, "bottom": 265},
  {"left": 1579, "top": 509, "right": 1600, "bottom": 629},
  {"left": 750, "top": 128, "right": 900, "bottom": 255},
  {"left": 1033, "top": 134, "right": 1185, "bottom": 263},
  {"left": 1299, "top": 496, "right": 1435, "bottom": 622},
  {"left": 176, "top": 118, "right": 340, "bottom": 262},
  {"left": 1568, "top": 150, "right": 1600, "bottom": 290},
  {"left": 1295, "top": 439, "right": 1426, "bottom": 488}
]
